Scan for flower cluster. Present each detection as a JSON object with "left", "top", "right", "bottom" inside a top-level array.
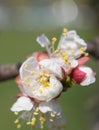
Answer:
[{"left": 11, "top": 28, "right": 96, "bottom": 130}]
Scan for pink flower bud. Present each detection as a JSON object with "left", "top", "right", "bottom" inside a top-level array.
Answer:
[{"left": 71, "top": 67, "right": 86, "bottom": 84}]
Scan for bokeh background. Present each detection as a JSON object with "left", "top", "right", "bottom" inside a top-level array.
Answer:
[{"left": 0, "top": 0, "right": 99, "bottom": 130}]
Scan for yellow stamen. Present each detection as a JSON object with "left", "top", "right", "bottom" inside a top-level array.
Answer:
[
  {"left": 30, "top": 121, "right": 35, "bottom": 126},
  {"left": 24, "top": 64, "right": 28, "bottom": 69},
  {"left": 35, "top": 107, "right": 39, "bottom": 112},
  {"left": 39, "top": 72, "right": 44, "bottom": 76},
  {"left": 32, "top": 117, "right": 36, "bottom": 122},
  {"left": 39, "top": 88, "right": 43, "bottom": 94},
  {"left": 61, "top": 52, "right": 66, "bottom": 57},
  {"left": 26, "top": 122, "right": 31, "bottom": 125},
  {"left": 54, "top": 49, "right": 59, "bottom": 54},
  {"left": 38, "top": 72, "right": 50, "bottom": 88},
  {"left": 30, "top": 71, "right": 35, "bottom": 76},
  {"left": 63, "top": 28, "right": 68, "bottom": 33},
  {"left": 85, "top": 53, "right": 89, "bottom": 56},
  {"left": 66, "top": 46, "right": 71, "bottom": 49},
  {"left": 31, "top": 117, "right": 36, "bottom": 126},
  {"left": 14, "top": 119, "right": 19, "bottom": 124},
  {"left": 60, "top": 52, "right": 69, "bottom": 63},
  {"left": 27, "top": 82, "right": 30, "bottom": 87},
  {"left": 80, "top": 47, "right": 84, "bottom": 53},
  {"left": 44, "top": 73, "right": 50, "bottom": 78},
  {"left": 64, "top": 55, "right": 69, "bottom": 61},
  {"left": 14, "top": 112, "right": 19, "bottom": 115},
  {"left": 24, "top": 77, "right": 29, "bottom": 82},
  {"left": 40, "top": 116, "right": 46, "bottom": 122},
  {"left": 40, "top": 124, "right": 44, "bottom": 129},
  {"left": 34, "top": 112, "right": 39, "bottom": 115},
  {"left": 17, "top": 124, "right": 21, "bottom": 129},
  {"left": 72, "top": 50, "right": 76, "bottom": 54},
  {"left": 51, "top": 113, "right": 55, "bottom": 117},
  {"left": 52, "top": 37, "right": 57, "bottom": 45},
  {"left": 63, "top": 28, "right": 68, "bottom": 36},
  {"left": 66, "top": 76, "right": 70, "bottom": 82},
  {"left": 49, "top": 119, "right": 53, "bottom": 122}
]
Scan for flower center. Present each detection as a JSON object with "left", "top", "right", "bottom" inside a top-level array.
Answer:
[{"left": 38, "top": 72, "right": 50, "bottom": 88}]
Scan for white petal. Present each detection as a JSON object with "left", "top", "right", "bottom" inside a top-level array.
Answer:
[
  {"left": 48, "top": 75, "right": 63, "bottom": 101},
  {"left": 39, "top": 59, "right": 63, "bottom": 79},
  {"left": 79, "top": 66, "right": 96, "bottom": 86},
  {"left": 19, "top": 57, "right": 39, "bottom": 95},
  {"left": 39, "top": 100, "right": 62, "bottom": 115},
  {"left": 75, "top": 38, "right": 87, "bottom": 52},
  {"left": 11, "top": 96, "right": 33, "bottom": 112},
  {"left": 36, "top": 34, "right": 50, "bottom": 47},
  {"left": 31, "top": 75, "right": 63, "bottom": 101},
  {"left": 20, "top": 57, "right": 38, "bottom": 80},
  {"left": 20, "top": 57, "right": 38, "bottom": 78},
  {"left": 70, "top": 59, "right": 78, "bottom": 68},
  {"left": 67, "top": 30, "right": 77, "bottom": 38}
]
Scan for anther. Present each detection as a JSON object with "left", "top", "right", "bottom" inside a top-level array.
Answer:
[
  {"left": 17, "top": 124, "right": 21, "bottom": 129},
  {"left": 30, "top": 71, "right": 35, "bottom": 76},
  {"left": 24, "top": 64, "right": 28, "bottom": 69},
  {"left": 14, "top": 112, "right": 19, "bottom": 115},
  {"left": 14, "top": 119, "right": 19, "bottom": 124},
  {"left": 52, "top": 37, "right": 57, "bottom": 45}
]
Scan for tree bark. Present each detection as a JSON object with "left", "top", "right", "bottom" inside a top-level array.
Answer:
[{"left": 0, "top": 63, "right": 21, "bottom": 81}]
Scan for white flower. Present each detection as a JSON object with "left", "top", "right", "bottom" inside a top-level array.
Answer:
[
  {"left": 20, "top": 57, "right": 63, "bottom": 101},
  {"left": 58, "top": 30, "right": 87, "bottom": 58},
  {"left": 11, "top": 96, "right": 63, "bottom": 129},
  {"left": 36, "top": 34, "right": 50, "bottom": 47},
  {"left": 79, "top": 66, "right": 96, "bottom": 86}
]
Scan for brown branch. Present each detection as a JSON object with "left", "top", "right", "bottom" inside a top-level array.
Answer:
[
  {"left": 87, "top": 37, "right": 99, "bottom": 59},
  {"left": 0, "top": 37, "right": 99, "bottom": 82},
  {"left": 0, "top": 63, "right": 21, "bottom": 81}
]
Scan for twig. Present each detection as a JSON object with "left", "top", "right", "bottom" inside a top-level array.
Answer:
[{"left": 0, "top": 63, "right": 21, "bottom": 81}]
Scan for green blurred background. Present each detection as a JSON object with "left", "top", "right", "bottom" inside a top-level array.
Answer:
[{"left": 0, "top": 0, "right": 99, "bottom": 130}]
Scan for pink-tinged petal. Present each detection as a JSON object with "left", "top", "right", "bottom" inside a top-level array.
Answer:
[
  {"left": 71, "top": 67, "right": 86, "bottom": 84},
  {"left": 16, "top": 93, "right": 24, "bottom": 98},
  {"left": 79, "top": 66, "right": 96, "bottom": 86},
  {"left": 15, "top": 76, "right": 23, "bottom": 87},
  {"left": 36, "top": 52, "right": 49, "bottom": 62},
  {"left": 26, "top": 52, "right": 40, "bottom": 59},
  {"left": 78, "top": 56, "right": 90, "bottom": 66},
  {"left": 94, "top": 72, "right": 96, "bottom": 77},
  {"left": 11, "top": 96, "right": 33, "bottom": 112}
]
